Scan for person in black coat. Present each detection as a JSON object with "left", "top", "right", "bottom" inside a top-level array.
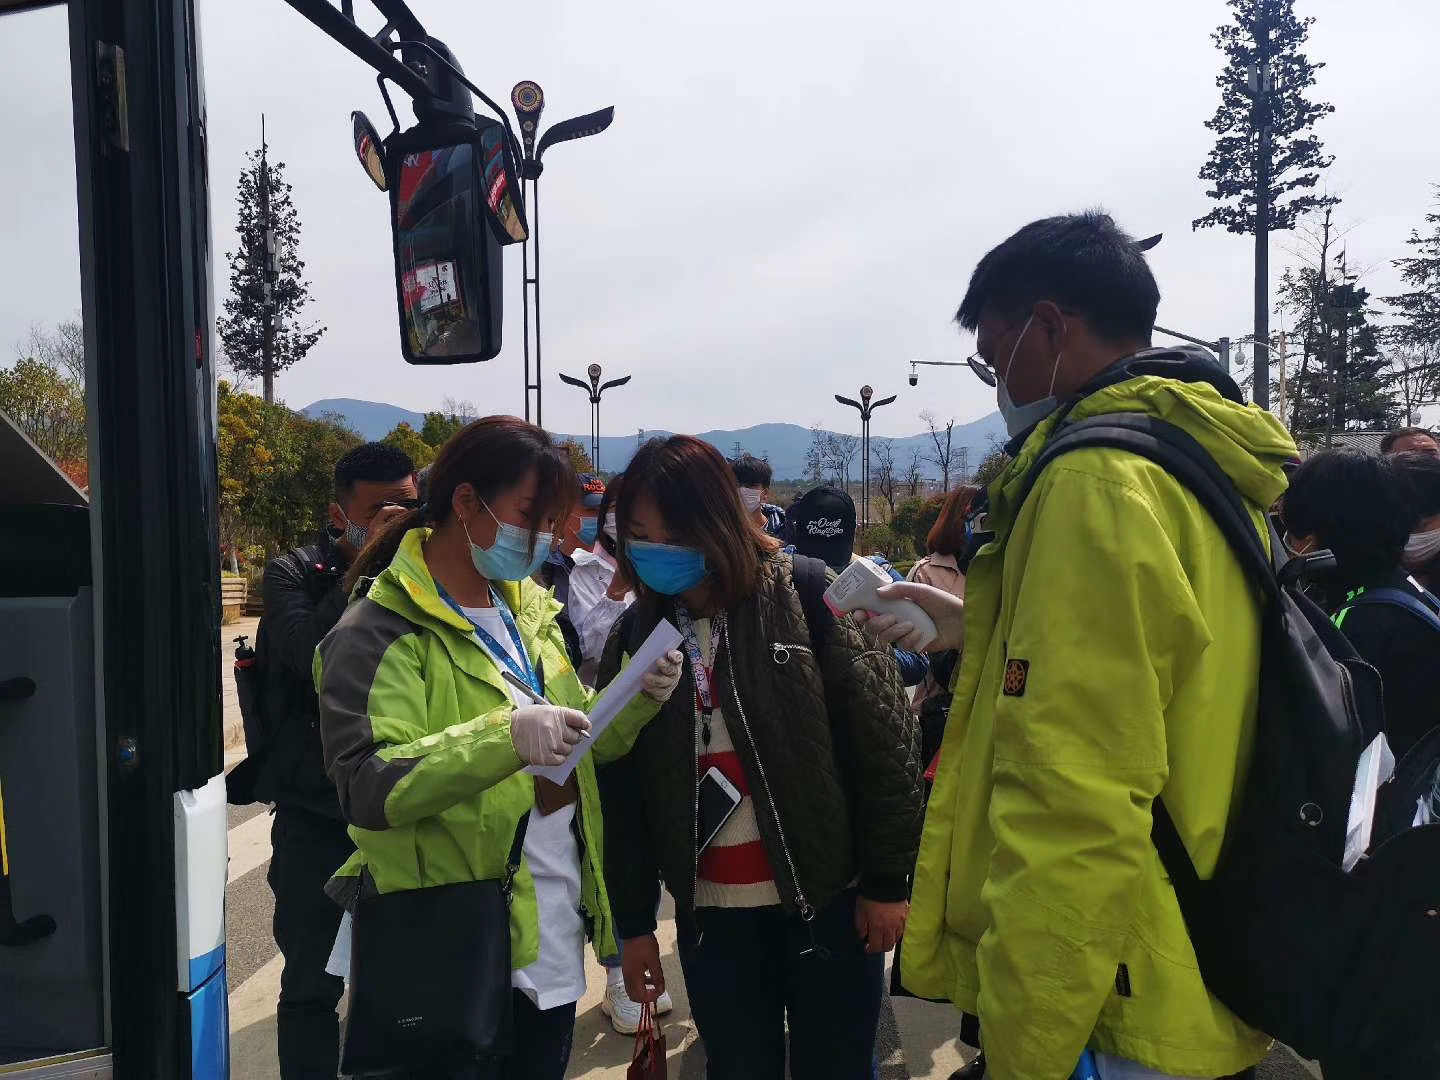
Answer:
[
  {"left": 1282, "top": 449, "right": 1440, "bottom": 759},
  {"left": 253, "top": 442, "right": 417, "bottom": 1080}
]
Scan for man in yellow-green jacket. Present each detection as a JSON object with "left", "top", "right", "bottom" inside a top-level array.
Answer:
[{"left": 866, "top": 213, "right": 1298, "bottom": 1080}]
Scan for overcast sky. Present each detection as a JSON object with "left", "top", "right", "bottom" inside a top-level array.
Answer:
[{"left": 5, "top": 0, "right": 1440, "bottom": 438}]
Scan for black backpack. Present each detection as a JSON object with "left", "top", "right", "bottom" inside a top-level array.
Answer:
[{"left": 1012, "top": 412, "right": 1440, "bottom": 1071}]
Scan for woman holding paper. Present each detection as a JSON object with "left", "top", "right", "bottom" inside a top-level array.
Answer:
[
  {"left": 314, "top": 416, "right": 683, "bottom": 1080},
  {"left": 597, "top": 435, "right": 924, "bottom": 1080}
]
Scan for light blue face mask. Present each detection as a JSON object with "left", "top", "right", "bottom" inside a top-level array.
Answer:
[
  {"left": 627, "top": 539, "right": 708, "bottom": 595},
  {"left": 578, "top": 517, "right": 600, "bottom": 549},
  {"left": 461, "top": 500, "right": 553, "bottom": 582}
]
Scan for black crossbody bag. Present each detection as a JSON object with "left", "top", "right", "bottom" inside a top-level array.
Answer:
[{"left": 340, "top": 814, "right": 531, "bottom": 1075}]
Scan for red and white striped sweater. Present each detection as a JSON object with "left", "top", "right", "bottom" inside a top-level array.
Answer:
[{"left": 692, "top": 618, "right": 780, "bottom": 909}]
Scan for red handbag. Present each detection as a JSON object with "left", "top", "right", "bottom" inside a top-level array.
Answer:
[{"left": 627, "top": 1002, "right": 667, "bottom": 1080}]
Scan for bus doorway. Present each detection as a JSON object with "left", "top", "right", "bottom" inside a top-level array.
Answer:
[{"left": 0, "top": 1, "right": 226, "bottom": 1077}]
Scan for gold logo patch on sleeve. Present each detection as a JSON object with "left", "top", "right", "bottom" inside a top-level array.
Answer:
[{"left": 1002, "top": 659, "right": 1029, "bottom": 697}]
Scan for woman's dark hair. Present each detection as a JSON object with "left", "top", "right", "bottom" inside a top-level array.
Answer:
[
  {"left": 345, "top": 416, "right": 576, "bottom": 591},
  {"left": 616, "top": 436, "right": 776, "bottom": 609},
  {"left": 1280, "top": 450, "right": 1410, "bottom": 578},
  {"left": 926, "top": 485, "right": 981, "bottom": 556},
  {"left": 596, "top": 473, "right": 622, "bottom": 557},
  {"left": 1393, "top": 450, "right": 1440, "bottom": 521}
]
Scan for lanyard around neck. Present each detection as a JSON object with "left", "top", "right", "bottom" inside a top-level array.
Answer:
[{"left": 436, "top": 582, "right": 542, "bottom": 696}]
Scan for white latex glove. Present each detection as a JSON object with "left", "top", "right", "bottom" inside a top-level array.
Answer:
[
  {"left": 510, "top": 704, "right": 590, "bottom": 766},
  {"left": 642, "top": 649, "right": 685, "bottom": 703},
  {"left": 853, "top": 581, "right": 965, "bottom": 654}
]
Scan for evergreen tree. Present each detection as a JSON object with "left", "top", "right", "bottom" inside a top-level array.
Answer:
[
  {"left": 1385, "top": 185, "right": 1440, "bottom": 353},
  {"left": 1281, "top": 267, "right": 1396, "bottom": 435},
  {"left": 217, "top": 126, "right": 325, "bottom": 403},
  {"left": 1194, "top": 0, "right": 1334, "bottom": 408}
]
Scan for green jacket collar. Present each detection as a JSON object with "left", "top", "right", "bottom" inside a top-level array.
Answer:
[
  {"left": 366, "top": 528, "right": 564, "bottom": 687},
  {"left": 989, "top": 372, "right": 1295, "bottom": 537}
]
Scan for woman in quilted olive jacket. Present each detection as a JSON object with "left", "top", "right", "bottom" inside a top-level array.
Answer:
[{"left": 597, "top": 435, "right": 923, "bottom": 1080}]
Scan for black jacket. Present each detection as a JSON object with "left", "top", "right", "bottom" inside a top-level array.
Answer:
[
  {"left": 1329, "top": 570, "right": 1440, "bottom": 760},
  {"left": 253, "top": 534, "right": 349, "bottom": 816},
  {"left": 596, "top": 554, "right": 923, "bottom": 940}
]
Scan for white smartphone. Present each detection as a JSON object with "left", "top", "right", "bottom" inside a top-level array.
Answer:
[{"left": 697, "top": 766, "right": 742, "bottom": 852}]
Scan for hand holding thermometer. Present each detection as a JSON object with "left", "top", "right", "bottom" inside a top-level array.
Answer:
[
  {"left": 823, "top": 558, "right": 939, "bottom": 652},
  {"left": 500, "top": 669, "right": 591, "bottom": 738}
]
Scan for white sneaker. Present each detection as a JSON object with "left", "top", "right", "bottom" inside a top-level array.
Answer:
[
  {"left": 602, "top": 981, "right": 646, "bottom": 1035},
  {"left": 654, "top": 989, "right": 674, "bottom": 1016}
]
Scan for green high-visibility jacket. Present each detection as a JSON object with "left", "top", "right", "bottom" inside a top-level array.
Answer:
[
  {"left": 902, "top": 374, "right": 1296, "bottom": 1079},
  {"left": 313, "top": 527, "right": 658, "bottom": 969}
]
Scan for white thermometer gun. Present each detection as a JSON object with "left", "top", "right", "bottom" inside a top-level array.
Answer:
[{"left": 823, "top": 559, "right": 938, "bottom": 651}]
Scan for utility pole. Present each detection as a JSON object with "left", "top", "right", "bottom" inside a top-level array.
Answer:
[{"left": 1251, "top": 8, "right": 1275, "bottom": 411}]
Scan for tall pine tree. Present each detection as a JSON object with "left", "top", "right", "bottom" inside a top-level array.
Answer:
[
  {"left": 217, "top": 124, "right": 325, "bottom": 403},
  {"left": 1194, "top": 0, "right": 1334, "bottom": 409}
]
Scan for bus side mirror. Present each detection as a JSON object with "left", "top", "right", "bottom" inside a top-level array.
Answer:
[{"left": 386, "top": 119, "right": 526, "bottom": 364}]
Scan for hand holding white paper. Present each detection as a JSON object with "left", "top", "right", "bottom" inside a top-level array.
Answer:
[{"left": 525, "top": 619, "right": 684, "bottom": 784}]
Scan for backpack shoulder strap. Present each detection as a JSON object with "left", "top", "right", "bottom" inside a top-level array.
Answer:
[
  {"left": 1345, "top": 587, "right": 1440, "bottom": 635},
  {"left": 790, "top": 554, "right": 835, "bottom": 653},
  {"left": 1012, "top": 413, "right": 1280, "bottom": 604}
]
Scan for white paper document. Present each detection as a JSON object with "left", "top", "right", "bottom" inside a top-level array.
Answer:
[
  {"left": 525, "top": 618, "right": 682, "bottom": 785},
  {"left": 1343, "top": 731, "right": 1396, "bottom": 872}
]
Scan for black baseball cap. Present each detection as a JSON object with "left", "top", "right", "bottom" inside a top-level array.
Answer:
[{"left": 789, "top": 486, "right": 856, "bottom": 571}]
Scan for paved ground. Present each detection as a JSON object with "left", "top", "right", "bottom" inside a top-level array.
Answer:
[{"left": 220, "top": 633, "right": 1321, "bottom": 1080}]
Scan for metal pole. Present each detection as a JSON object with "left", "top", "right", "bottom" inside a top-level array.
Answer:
[
  {"left": 533, "top": 177, "right": 544, "bottom": 427},
  {"left": 592, "top": 394, "right": 600, "bottom": 472},
  {"left": 1252, "top": 22, "right": 1273, "bottom": 410},
  {"left": 521, "top": 186, "right": 533, "bottom": 421},
  {"left": 859, "top": 385, "right": 872, "bottom": 532}
]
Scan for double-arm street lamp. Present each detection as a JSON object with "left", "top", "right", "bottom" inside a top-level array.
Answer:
[
  {"left": 510, "top": 82, "right": 615, "bottom": 426},
  {"left": 559, "top": 363, "right": 631, "bottom": 473},
  {"left": 835, "top": 385, "right": 896, "bottom": 531}
]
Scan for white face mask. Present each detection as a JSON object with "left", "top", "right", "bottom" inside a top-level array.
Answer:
[
  {"left": 996, "top": 313, "right": 1066, "bottom": 439},
  {"left": 738, "top": 487, "right": 764, "bottom": 512},
  {"left": 1404, "top": 527, "right": 1440, "bottom": 568}
]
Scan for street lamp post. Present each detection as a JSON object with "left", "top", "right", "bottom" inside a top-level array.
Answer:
[
  {"left": 559, "top": 363, "right": 631, "bottom": 473},
  {"left": 835, "top": 385, "right": 897, "bottom": 532},
  {"left": 511, "top": 82, "right": 615, "bottom": 427}
]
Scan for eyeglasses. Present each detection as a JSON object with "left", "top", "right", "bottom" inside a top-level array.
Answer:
[{"left": 966, "top": 351, "right": 997, "bottom": 388}]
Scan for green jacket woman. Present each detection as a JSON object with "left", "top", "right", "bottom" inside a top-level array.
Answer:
[{"left": 314, "top": 417, "right": 681, "bottom": 1080}]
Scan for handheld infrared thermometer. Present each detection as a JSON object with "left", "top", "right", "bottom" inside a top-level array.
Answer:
[{"left": 822, "top": 558, "right": 938, "bottom": 651}]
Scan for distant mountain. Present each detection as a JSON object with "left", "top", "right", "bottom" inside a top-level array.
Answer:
[
  {"left": 304, "top": 398, "right": 426, "bottom": 440},
  {"left": 301, "top": 398, "right": 1007, "bottom": 481}
]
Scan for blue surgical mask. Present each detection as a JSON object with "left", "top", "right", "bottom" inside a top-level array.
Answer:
[
  {"left": 996, "top": 313, "right": 1066, "bottom": 439},
  {"left": 627, "top": 540, "right": 707, "bottom": 595},
  {"left": 578, "top": 517, "right": 600, "bottom": 548},
  {"left": 461, "top": 500, "right": 553, "bottom": 582}
]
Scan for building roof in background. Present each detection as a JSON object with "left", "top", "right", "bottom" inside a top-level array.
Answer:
[{"left": 1294, "top": 430, "right": 1389, "bottom": 457}]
